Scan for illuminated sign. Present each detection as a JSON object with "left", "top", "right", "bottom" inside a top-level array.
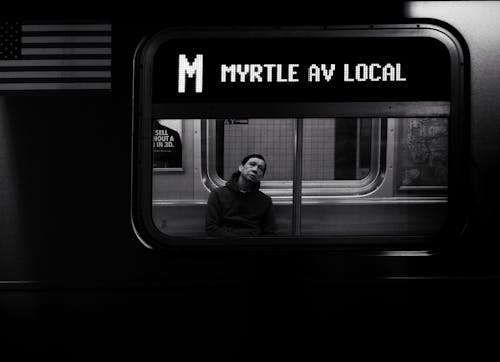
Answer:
[{"left": 152, "top": 34, "right": 451, "bottom": 103}]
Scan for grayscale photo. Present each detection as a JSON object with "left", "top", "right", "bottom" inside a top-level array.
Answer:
[{"left": 1, "top": 2, "right": 499, "bottom": 360}]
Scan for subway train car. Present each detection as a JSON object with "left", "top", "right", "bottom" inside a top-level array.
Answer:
[{"left": 1, "top": 1, "right": 500, "bottom": 358}]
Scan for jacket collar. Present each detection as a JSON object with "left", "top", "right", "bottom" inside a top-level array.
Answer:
[{"left": 226, "top": 172, "right": 260, "bottom": 193}]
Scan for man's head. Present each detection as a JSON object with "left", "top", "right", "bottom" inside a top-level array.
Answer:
[{"left": 238, "top": 154, "right": 267, "bottom": 184}]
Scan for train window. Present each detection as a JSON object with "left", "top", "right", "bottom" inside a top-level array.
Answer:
[
  {"left": 215, "top": 118, "right": 373, "bottom": 182},
  {"left": 149, "top": 115, "right": 449, "bottom": 237},
  {"left": 300, "top": 117, "right": 449, "bottom": 236},
  {"left": 218, "top": 118, "right": 295, "bottom": 181},
  {"left": 207, "top": 118, "right": 380, "bottom": 196},
  {"left": 132, "top": 25, "right": 466, "bottom": 247}
]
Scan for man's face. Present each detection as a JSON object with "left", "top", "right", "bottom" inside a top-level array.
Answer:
[{"left": 239, "top": 157, "right": 266, "bottom": 184}]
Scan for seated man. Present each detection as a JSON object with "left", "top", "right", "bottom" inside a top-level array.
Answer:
[{"left": 205, "top": 154, "right": 276, "bottom": 237}]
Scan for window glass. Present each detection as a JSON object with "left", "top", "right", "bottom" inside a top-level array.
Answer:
[
  {"left": 301, "top": 117, "right": 448, "bottom": 236},
  {"left": 220, "top": 119, "right": 294, "bottom": 180},
  {"left": 151, "top": 117, "right": 448, "bottom": 237},
  {"left": 151, "top": 119, "right": 205, "bottom": 236},
  {"left": 302, "top": 118, "right": 373, "bottom": 181},
  {"left": 217, "top": 118, "right": 373, "bottom": 182}
]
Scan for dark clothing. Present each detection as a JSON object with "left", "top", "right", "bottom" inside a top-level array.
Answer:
[{"left": 205, "top": 174, "right": 276, "bottom": 237}]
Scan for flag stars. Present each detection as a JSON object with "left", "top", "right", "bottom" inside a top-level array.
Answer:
[{"left": 0, "top": 21, "right": 21, "bottom": 60}]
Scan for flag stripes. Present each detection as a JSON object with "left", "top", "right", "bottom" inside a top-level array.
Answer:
[{"left": 0, "top": 20, "right": 111, "bottom": 91}]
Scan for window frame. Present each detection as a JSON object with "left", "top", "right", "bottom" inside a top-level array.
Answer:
[
  {"left": 203, "top": 117, "right": 385, "bottom": 197},
  {"left": 132, "top": 23, "right": 467, "bottom": 250}
]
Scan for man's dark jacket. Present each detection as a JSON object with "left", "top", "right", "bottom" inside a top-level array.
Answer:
[{"left": 205, "top": 173, "right": 276, "bottom": 237}]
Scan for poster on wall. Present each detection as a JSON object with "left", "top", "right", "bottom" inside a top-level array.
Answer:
[
  {"left": 152, "top": 119, "right": 183, "bottom": 171},
  {"left": 398, "top": 118, "right": 448, "bottom": 189}
]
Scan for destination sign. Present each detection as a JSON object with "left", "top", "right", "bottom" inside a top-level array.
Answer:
[{"left": 151, "top": 35, "right": 451, "bottom": 102}]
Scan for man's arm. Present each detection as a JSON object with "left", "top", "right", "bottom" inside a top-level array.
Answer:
[
  {"left": 205, "top": 191, "right": 239, "bottom": 237},
  {"left": 261, "top": 200, "right": 277, "bottom": 236}
]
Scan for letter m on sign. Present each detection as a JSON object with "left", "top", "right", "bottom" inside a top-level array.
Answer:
[{"left": 178, "top": 54, "right": 203, "bottom": 93}]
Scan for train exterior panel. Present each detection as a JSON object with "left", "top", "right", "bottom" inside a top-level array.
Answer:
[{"left": 1, "top": 2, "right": 500, "bottom": 356}]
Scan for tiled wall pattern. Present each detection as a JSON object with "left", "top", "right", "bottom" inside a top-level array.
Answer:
[
  {"left": 223, "top": 118, "right": 336, "bottom": 181},
  {"left": 302, "top": 118, "right": 336, "bottom": 180},
  {"left": 223, "top": 119, "right": 294, "bottom": 180}
]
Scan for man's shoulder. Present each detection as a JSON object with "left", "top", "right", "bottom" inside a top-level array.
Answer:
[
  {"left": 256, "top": 190, "right": 273, "bottom": 203},
  {"left": 210, "top": 183, "right": 271, "bottom": 201},
  {"left": 211, "top": 184, "right": 232, "bottom": 196}
]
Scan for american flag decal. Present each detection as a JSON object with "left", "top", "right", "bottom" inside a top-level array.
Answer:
[{"left": 0, "top": 20, "right": 111, "bottom": 91}]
